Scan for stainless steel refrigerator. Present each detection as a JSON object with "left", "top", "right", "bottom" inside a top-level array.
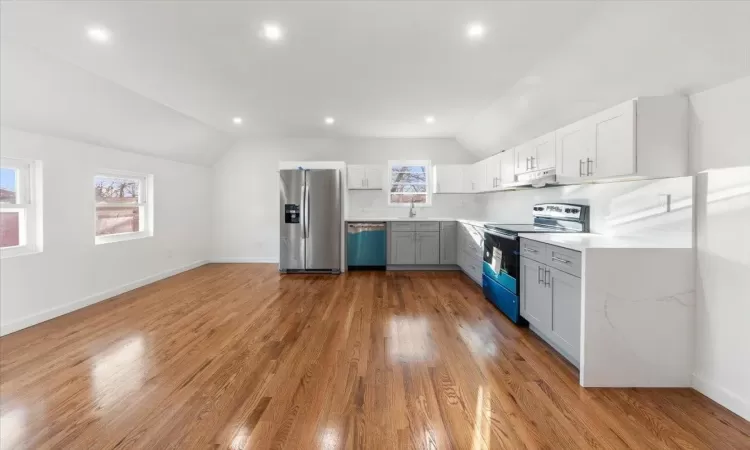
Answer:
[{"left": 279, "top": 169, "right": 341, "bottom": 273}]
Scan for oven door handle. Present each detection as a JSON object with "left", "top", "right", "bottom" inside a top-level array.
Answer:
[{"left": 484, "top": 229, "right": 517, "bottom": 240}]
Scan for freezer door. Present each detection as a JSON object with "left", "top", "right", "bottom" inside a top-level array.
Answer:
[
  {"left": 279, "top": 170, "right": 305, "bottom": 271},
  {"left": 305, "top": 169, "right": 341, "bottom": 270}
]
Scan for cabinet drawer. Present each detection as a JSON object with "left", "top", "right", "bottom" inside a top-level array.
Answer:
[
  {"left": 391, "top": 222, "right": 416, "bottom": 232},
  {"left": 463, "top": 256, "right": 483, "bottom": 283},
  {"left": 440, "top": 221, "right": 457, "bottom": 230},
  {"left": 461, "top": 234, "right": 482, "bottom": 255},
  {"left": 547, "top": 245, "right": 581, "bottom": 277},
  {"left": 415, "top": 222, "right": 440, "bottom": 232},
  {"left": 520, "top": 238, "right": 546, "bottom": 262}
]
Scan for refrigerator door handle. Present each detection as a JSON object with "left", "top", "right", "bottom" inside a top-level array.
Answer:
[
  {"left": 300, "top": 179, "right": 307, "bottom": 239},
  {"left": 304, "top": 174, "right": 311, "bottom": 240}
]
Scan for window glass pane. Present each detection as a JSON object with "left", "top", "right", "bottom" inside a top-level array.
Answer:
[
  {"left": 0, "top": 211, "right": 20, "bottom": 247},
  {"left": 95, "top": 176, "right": 140, "bottom": 205},
  {"left": 391, "top": 166, "right": 427, "bottom": 183},
  {"left": 0, "top": 167, "right": 17, "bottom": 204},
  {"left": 390, "top": 193, "right": 427, "bottom": 204},
  {"left": 390, "top": 184, "right": 427, "bottom": 193},
  {"left": 96, "top": 206, "right": 141, "bottom": 236}
]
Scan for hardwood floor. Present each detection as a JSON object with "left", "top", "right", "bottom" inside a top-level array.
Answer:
[{"left": 1, "top": 264, "right": 748, "bottom": 449}]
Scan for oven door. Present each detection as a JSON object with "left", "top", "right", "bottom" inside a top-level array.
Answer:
[{"left": 482, "top": 231, "right": 520, "bottom": 295}]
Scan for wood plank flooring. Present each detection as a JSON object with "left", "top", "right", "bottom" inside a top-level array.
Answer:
[{"left": 1, "top": 264, "right": 748, "bottom": 449}]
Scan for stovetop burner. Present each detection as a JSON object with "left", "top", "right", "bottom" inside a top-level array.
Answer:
[
  {"left": 485, "top": 203, "right": 590, "bottom": 236},
  {"left": 485, "top": 223, "right": 579, "bottom": 234}
]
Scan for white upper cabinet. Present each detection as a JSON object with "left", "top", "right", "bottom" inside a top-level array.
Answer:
[
  {"left": 589, "top": 99, "right": 636, "bottom": 179},
  {"left": 515, "top": 142, "right": 535, "bottom": 174},
  {"left": 484, "top": 153, "right": 503, "bottom": 191},
  {"left": 499, "top": 149, "right": 516, "bottom": 186},
  {"left": 433, "top": 165, "right": 466, "bottom": 194},
  {"left": 555, "top": 96, "right": 688, "bottom": 183},
  {"left": 534, "top": 132, "right": 556, "bottom": 171},
  {"left": 555, "top": 119, "right": 592, "bottom": 182},
  {"left": 467, "top": 160, "right": 487, "bottom": 193},
  {"left": 347, "top": 165, "right": 383, "bottom": 190},
  {"left": 516, "top": 132, "right": 556, "bottom": 174}
]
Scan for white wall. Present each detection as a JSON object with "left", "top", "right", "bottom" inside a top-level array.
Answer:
[
  {"left": 689, "top": 76, "right": 750, "bottom": 421},
  {"left": 0, "top": 127, "right": 212, "bottom": 335},
  {"left": 212, "top": 137, "right": 478, "bottom": 261}
]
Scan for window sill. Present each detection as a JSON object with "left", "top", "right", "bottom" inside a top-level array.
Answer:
[
  {"left": 0, "top": 245, "right": 41, "bottom": 259},
  {"left": 95, "top": 231, "right": 152, "bottom": 246},
  {"left": 387, "top": 204, "right": 433, "bottom": 208}
]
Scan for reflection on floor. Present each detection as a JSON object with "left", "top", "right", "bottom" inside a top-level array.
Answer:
[{"left": 1, "top": 264, "right": 748, "bottom": 449}]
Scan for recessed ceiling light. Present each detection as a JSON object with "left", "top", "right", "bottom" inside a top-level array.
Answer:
[
  {"left": 325, "top": 117, "right": 335, "bottom": 125},
  {"left": 261, "top": 22, "right": 284, "bottom": 42},
  {"left": 232, "top": 117, "right": 243, "bottom": 125},
  {"left": 86, "top": 26, "right": 111, "bottom": 43},
  {"left": 425, "top": 116, "right": 436, "bottom": 124},
  {"left": 466, "top": 22, "right": 485, "bottom": 40}
]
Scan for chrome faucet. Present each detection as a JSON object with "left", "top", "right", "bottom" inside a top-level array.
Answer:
[{"left": 409, "top": 199, "right": 417, "bottom": 218}]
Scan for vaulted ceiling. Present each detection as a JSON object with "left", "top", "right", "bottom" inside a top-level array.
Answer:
[{"left": 1, "top": 1, "right": 748, "bottom": 165}]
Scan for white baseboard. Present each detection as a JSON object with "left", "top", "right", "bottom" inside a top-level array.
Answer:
[
  {"left": 0, "top": 260, "right": 208, "bottom": 336},
  {"left": 210, "top": 257, "right": 279, "bottom": 263},
  {"left": 692, "top": 373, "right": 750, "bottom": 421}
]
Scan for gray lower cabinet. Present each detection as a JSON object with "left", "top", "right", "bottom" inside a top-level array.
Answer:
[
  {"left": 548, "top": 267, "right": 581, "bottom": 361},
  {"left": 520, "top": 248, "right": 582, "bottom": 367},
  {"left": 457, "top": 222, "right": 483, "bottom": 284},
  {"left": 439, "top": 222, "right": 457, "bottom": 265},
  {"left": 390, "top": 231, "right": 416, "bottom": 264},
  {"left": 388, "top": 221, "right": 458, "bottom": 267},
  {"left": 520, "top": 256, "right": 551, "bottom": 330},
  {"left": 416, "top": 232, "right": 440, "bottom": 264}
]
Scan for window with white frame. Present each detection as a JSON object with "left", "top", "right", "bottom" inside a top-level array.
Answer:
[
  {"left": 0, "top": 157, "right": 40, "bottom": 258},
  {"left": 94, "top": 171, "right": 151, "bottom": 244},
  {"left": 388, "top": 160, "right": 431, "bottom": 206}
]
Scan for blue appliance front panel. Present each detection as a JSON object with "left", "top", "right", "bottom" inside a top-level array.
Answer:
[
  {"left": 482, "top": 274, "right": 523, "bottom": 324},
  {"left": 347, "top": 228, "right": 387, "bottom": 266},
  {"left": 483, "top": 261, "right": 517, "bottom": 294}
]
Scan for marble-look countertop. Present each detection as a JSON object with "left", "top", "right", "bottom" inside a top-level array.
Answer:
[
  {"left": 518, "top": 232, "right": 693, "bottom": 251},
  {"left": 345, "top": 218, "right": 490, "bottom": 227}
]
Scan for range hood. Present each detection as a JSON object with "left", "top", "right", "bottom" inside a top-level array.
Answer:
[{"left": 506, "top": 168, "right": 558, "bottom": 189}]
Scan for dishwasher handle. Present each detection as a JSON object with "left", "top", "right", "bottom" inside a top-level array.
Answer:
[{"left": 348, "top": 223, "right": 387, "bottom": 233}]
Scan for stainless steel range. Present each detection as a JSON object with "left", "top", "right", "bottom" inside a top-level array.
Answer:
[{"left": 481, "top": 203, "right": 589, "bottom": 324}]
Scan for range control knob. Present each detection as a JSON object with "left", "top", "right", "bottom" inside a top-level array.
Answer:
[{"left": 565, "top": 208, "right": 571, "bottom": 213}]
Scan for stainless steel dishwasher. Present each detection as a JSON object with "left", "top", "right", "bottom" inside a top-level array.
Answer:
[{"left": 346, "top": 222, "right": 387, "bottom": 270}]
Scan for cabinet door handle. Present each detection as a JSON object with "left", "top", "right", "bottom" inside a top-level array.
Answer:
[
  {"left": 525, "top": 246, "right": 538, "bottom": 253},
  {"left": 587, "top": 158, "right": 593, "bottom": 176},
  {"left": 579, "top": 159, "right": 585, "bottom": 177},
  {"left": 545, "top": 268, "right": 551, "bottom": 286},
  {"left": 530, "top": 156, "right": 535, "bottom": 169},
  {"left": 538, "top": 266, "right": 544, "bottom": 284},
  {"left": 551, "top": 256, "right": 570, "bottom": 264}
]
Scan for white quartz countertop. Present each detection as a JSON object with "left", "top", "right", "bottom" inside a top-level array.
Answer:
[
  {"left": 345, "top": 218, "right": 489, "bottom": 226},
  {"left": 518, "top": 232, "right": 693, "bottom": 251}
]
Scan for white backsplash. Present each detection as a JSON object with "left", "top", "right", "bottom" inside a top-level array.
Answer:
[
  {"left": 476, "top": 176, "right": 694, "bottom": 240},
  {"left": 347, "top": 190, "right": 480, "bottom": 219}
]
